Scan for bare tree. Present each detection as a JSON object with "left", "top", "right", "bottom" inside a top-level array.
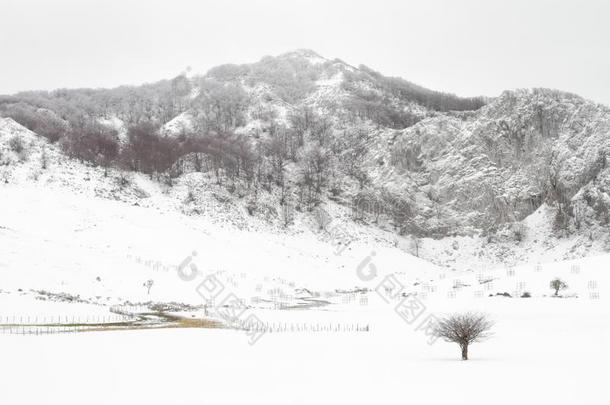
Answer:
[
  {"left": 312, "top": 206, "right": 332, "bottom": 231},
  {"left": 433, "top": 312, "right": 494, "bottom": 360},
  {"left": 144, "top": 279, "right": 154, "bottom": 295},
  {"left": 281, "top": 202, "right": 294, "bottom": 228},
  {"left": 550, "top": 278, "right": 568, "bottom": 296},
  {"left": 116, "top": 172, "right": 131, "bottom": 188}
]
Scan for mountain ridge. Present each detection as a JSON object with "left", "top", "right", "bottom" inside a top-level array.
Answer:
[{"left": 1, "top": 50, "right": 609, "bottom": 269}]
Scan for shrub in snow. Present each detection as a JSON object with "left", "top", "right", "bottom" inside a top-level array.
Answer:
[
  {"left": 116, "top": 173, "right": 131, "bottom": 188},
  {"left": 511, "top": 223, "right": 527, "bottom": 242},
  {"left": 184, "top": 190, "right": 196, "bottom": 204},
  {"left": 433, "top": 312, "right": 494, "bottom": 360},
  {"left": 550, "top": 278, "right": 568, "bottom": 296},
  {"left": 41, "top": 147, "right": 48, "bottom": 169},
  {"left": 9, "top": 135, "right": 24, "bottom": 153},
  {"left": 246, "top": 200, "right": 257, "bottom": 216}
]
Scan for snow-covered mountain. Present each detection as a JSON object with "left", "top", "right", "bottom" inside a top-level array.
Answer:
[{"left": 1, "top": 50, "right": 609, "bottom": 273}]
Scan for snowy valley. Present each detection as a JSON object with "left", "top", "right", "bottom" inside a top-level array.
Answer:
[{"left": 0, "top": 49, "right": 609, "bottom": 405}]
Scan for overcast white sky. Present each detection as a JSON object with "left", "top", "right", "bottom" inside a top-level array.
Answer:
[{"left": 1, "top": 0, "right": 609, "bottom": 104}]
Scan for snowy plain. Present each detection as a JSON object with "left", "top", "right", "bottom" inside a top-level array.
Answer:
[
  {"left": 1, "top": 181, "right": 608, "bottom": 405},
  {"left": 1, "top": 296, "right": 608, "bottom": 405}
]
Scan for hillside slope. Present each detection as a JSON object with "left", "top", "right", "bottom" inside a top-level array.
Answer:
[
  {"left": 1, "top": 51, "right": 609, "bottom": 271},
  {"left": 0, "top": 117, "right": 443, "bottom": 307}
]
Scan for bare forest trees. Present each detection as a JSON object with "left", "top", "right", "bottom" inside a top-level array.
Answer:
[
  {"left": 262, "top": 123, "right": 298, "bottom": 207},
  {"left": 340, "top": 128, "right": 370, "bottom": 189},
  {"left": 433, "top": 312, "right": 494, "bottom": 360},
  {"left": 312, "top": 205, "right": 332, "bottom": 231},
  {"left": 1, "top": 101, "right": 68, "bottom": 142},
  {"left": 281, "top": 203, "right": 295, "bottom": 228},
  {"left": 264, "top": 124, "right": 289, "bottom": 185},
  {"left": 289, "top": 106, "right": 317, "bottom": 149},
  {"left": 122, "top": 121, "right": 174, "bottom": 175},
  {"left": 343, "top": 66, "right": 486, "bottom": 114},
  {"left": 297, "top": 144, "right": 334, "bottom": 210},
  {"left": 287, "top": 106, "right": 344, "bottom": 210},
  {"left": 60, "top": 121, "right": 119, "bottom": 170},
  {"left": 192, "top": 79, "right": 248, "bottom": 134}
]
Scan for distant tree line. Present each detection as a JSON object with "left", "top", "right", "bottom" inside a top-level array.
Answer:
[
  {"left": 0, "top": 52, "right": 472, "bottom": 231},
  {"left": 341, "top": 65, "right": 486, "bottom": 130}
]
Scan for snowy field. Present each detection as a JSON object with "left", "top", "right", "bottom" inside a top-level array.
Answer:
[
  {"left": 1, "top": 296, "right": 608, "bottom": 405},
  {"left": 1, "top": 182, "right": 609, "bottom": 404}
]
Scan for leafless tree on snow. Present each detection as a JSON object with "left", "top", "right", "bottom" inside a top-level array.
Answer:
[{"left": 433, "top": 312, "right": 494, "bottom": 360}]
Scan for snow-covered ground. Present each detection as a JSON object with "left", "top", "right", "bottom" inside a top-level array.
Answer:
[
  {"left": 1, "top": 295, "right": 608, "bottom": 405},
  {"left": 1, "top": 178, "right": 608, "bottom": 405}
]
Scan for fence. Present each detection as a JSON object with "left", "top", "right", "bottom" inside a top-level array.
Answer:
[
  {"left": 0, "top": 314, "right": 370, "bottom": 336},
  {"left": 0, "top": 313, "right": 134, "bottom": 335},
  {"left": 236, "top": 320, "right": 370, "bottom": 334},
  {"left": 1, "top": 301, "right": 371, "bottom": 335}
]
